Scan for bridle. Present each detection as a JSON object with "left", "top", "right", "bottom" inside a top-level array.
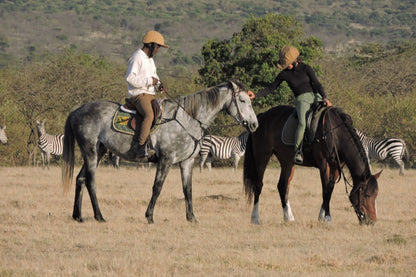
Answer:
[{"left": 225, "top": 89, "right": 248, "bottom": 128}]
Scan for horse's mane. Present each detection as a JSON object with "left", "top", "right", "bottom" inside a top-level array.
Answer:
[
  {"left": 335, "top": 108, "right": 371, "bottom": 178},
  {"left": 167, "top": 80, "right": 246, "bottom": 118}
]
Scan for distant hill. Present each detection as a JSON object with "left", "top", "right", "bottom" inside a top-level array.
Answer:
[{"left": 0, "top": 0, "right": 415, "bottom": 69}]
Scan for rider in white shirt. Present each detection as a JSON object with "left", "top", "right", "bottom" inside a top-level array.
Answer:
[{"left": 125, "top": 30, "right": 168, "bottom": 158}]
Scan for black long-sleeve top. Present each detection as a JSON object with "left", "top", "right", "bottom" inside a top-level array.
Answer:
[{"left": 257, "top": 63, "right": 327, "bottom": 99}]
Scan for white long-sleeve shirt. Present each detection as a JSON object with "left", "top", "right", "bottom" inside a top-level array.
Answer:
[{"left": 125, "top": 49, "right": 159, "bottom": 97}]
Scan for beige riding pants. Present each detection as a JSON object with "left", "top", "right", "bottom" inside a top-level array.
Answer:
[{"left": 130, "top": 93, "right": 155, "bottom": 145}]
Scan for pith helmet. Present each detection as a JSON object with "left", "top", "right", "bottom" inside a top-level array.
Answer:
[
  {"left": 142, "top": 30, "right": 169, "bottom": 48},
  {"left": 277, "top": 45, "right": 300, "bottom": 70}
]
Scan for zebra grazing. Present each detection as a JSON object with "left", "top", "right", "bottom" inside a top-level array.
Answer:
[
  {"left": 0, "top": 126, "right": 7, "bottom": 145},
  {"left": 199, "top": 132, "right": 249, "bottom": 171},
  {"left": 355, "top": 129, "right": 409, "bottom": 176},
  {"left": 36, "top": 120, "right": 64, "bottom": 169}
]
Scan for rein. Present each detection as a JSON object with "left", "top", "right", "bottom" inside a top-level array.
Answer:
[
  {"left": 160, "top": 85, "right": 245, "bottom": 159},
  {"left": 321, "top": 108, "right": 353, "bottom": 193},
  {"left": 162, "top": 85, "right": 244, "bottom": 132}
]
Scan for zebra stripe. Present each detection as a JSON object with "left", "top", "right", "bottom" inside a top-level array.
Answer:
[
  {"left": 0, "top": 126, "right": 7, "bottom": 144},
  {"left": 199, "top": 132, "right": 248, "bottom": 171},
  {"left": 36, "top": 120, "right": 64, "bottom": 169},
  {"left": 355, "top": 129, "right": 408, "bottom": 175}
]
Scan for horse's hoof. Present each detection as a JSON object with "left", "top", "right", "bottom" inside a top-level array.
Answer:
[
  {"left": 251, "top": 218, "right": 260, "bottom": 225},
  {"left": 187, "top": 216, "right": 198, "bottom": 223},
  {"left": 95, "top": 216, "right": 106, "bottom": 222},
  {"left": 319, "top": 215, "right": 332, "bottom": 222},
  {"left": 147, "top": 217, "right": 154, "bottom": 224},
  {"left": 73, "top": 216, "right": 84, "bottom": 223},
  {"left": 147, "top": 154, "right": 159, "bottom": 163}
]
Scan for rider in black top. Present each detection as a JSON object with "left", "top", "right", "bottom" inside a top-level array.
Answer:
[{"left": 255, "top": 45, "right": 332, "bottom": 164}]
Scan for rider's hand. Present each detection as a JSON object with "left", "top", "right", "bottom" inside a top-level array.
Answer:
[
  {"left": 324, "top": 98, "right": 332, "bottom": 107},
  {"left": 152, "top": 77, "right": 159, "bottom": 86}
]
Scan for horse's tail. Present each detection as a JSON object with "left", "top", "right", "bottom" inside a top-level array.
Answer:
[
  {"left": 62, "top": 114, "right": 75, "bottom": 195},
  {"left": 243, "top": 133, "right": 258, "bottom": 203}
]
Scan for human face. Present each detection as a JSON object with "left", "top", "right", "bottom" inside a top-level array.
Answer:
[{"left": 153, "top": 44, "right": 160, "bottom": 55}]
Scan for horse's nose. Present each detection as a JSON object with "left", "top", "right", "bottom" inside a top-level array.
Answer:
[{"left": 248, "top": 121, "right": 258, "bottom": 133}]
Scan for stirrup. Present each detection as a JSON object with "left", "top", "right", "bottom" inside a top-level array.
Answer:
[
  {"left": 294, "top": 150, "right": 303, "bottom": 164},
  {"left": 136, "top": 143, "right": 148, "bottom": 158}
]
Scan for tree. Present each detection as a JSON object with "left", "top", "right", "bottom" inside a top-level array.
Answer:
[{"left": 197, "top": 13, "right": 324, "bottom": 109}]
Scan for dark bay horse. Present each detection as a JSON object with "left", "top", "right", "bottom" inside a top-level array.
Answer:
[
  {"left": 62, "top": 80, "right": 258, "bottom": 223},
  {"left": 244, "top": 105, "right": 381, "bottom": 225}
]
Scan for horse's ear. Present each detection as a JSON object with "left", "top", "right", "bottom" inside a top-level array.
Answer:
[
  {"left": 374, "top": 170, "right": 382, "bottom": 179},
  {"left": 229, "top": 80, "right": 239, "bottom": 92}
]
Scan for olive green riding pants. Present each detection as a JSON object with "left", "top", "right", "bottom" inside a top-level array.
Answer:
[{"left": 295, "top": 92, "right": 323, "bottom": 150}]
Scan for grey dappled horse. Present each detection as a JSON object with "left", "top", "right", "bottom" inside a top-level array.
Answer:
[{"left": 62, "top": 80, "right": 258, "bottom": 223}]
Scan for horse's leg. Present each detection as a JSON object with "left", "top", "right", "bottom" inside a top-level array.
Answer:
[
  {"left": 180, "top": 158, "right": 197, "bottom": 222},
  {"left": 73, "top": 145, "right": 107, "bottom": 222},
  {"left": 318, "top": 163, "right": 337, "bottom": 222},
  {"left": 277, "top": 163, "right": 296, "bottom": 222},
  {"left": 82, "top": 144, "right": 106, "bottom": 222},
  {"left": 250, "top": 156, "right": 271, "bottom": 224},
  {"left": 145, "top": 157, "right": 172, "bottom": 224},
  {"left": 73, "top": 165, "right": 86, "bottom": 222}
]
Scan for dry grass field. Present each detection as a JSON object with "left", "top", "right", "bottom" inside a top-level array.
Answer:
[{"left": 0, "top": 165, "right": 415, "bottom": 276}]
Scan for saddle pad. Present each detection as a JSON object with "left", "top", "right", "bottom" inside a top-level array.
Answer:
[
  {"left": 112, "top": 108, "right": 160, "bottom": 136},
  {"left": 112, "top": 109, "right": 135, "bottom": 135},
  {"left": 281, "top": 113, "right": 297, "bottom": 145}
]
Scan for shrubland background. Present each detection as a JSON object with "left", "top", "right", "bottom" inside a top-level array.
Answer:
[{"left": 0, "top": 0, "right": 415, "bottom": 167}]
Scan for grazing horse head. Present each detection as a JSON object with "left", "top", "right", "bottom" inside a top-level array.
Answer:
[
  {"left": 0, "top": 126, "right": 7, "bottom": 145},
  {"left": 349, "top": 171, "right": 381, "bottom": 225},
  {"left": 333, "top": 110, "right": 380, "bottom": 225}
]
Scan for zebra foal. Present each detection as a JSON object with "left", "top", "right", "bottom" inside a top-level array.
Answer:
[
  {"left": 355, "top": 129, "right": 409, "bottom": 175},
  {"left": 36, "top": 120, "right": 64, "bottom": 169},
  {"left": 199, "top": 132, "right": 248, "bottom": 171},
  {"left": 0, "top": 126, "right": 7, "bottom": 145}
]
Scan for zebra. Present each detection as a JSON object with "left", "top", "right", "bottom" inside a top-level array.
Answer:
[
  {"left": 108, "top": 151, "right": 120, "bottom": 169},
  {"left": 355, "top": 129, "right": 409, "bottom": 176},
  {"left": 199, "top": 131, "right": 249, "bottom": 171},
  {"left": 36, "top": 120, "right": 64, "bottom": 169},
  {"left": 0, "top": 126, "right": 7, "bottom": 145}
]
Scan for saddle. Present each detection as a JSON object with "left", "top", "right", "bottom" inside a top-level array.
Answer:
[
  {"left": 112, "top": 98, "right": 163, "bottom": 136},
  {"left": 281, "top": 101, "right": 327, "bottom": 146}
]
